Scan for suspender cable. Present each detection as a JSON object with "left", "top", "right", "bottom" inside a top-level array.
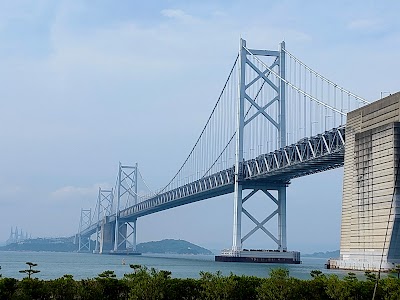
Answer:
[
  {"left": 158, "top": 55, "right": 239, "bottom": 193},
  {"left": 283, "top": 48, "right": 369, "bottom": 105}
]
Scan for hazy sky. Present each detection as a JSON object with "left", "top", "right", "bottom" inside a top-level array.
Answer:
[{"left": 0, "top": 0, "right": 399, "bottom": 253}]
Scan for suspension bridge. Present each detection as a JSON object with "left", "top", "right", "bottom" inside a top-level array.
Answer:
[{"left": 77, "top": 39, "right": 373, "bottom": 265}]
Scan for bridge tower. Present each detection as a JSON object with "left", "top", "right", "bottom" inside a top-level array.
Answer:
[
  {"left": 94, "top": 188, "right": 113, "bottom": 253},
  {"left": 217, "top": 39, "right": 299, "bottom": 263},
  {"left": 113, "top": 163, "right": 139, "bottom": 253},
  {"left": 78, "top": 208, "right": 92, "bottom": 252}
]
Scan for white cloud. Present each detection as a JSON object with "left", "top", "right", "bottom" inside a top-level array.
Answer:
[
  {"left": 347, "top": 18, "right": 383, "bottom": 31},
  {"left": 161, "top": 9, "right": 196, "bottom": 23},
  {"left": 0, "top": 1, "right": 47, "bottom": 28},
  {"left": 51, "top": 183, "right": 110, "bottom": 201},
  {"left": 45, "top": 21, "right": 193, "bottom": 81},
  {"left": 211, "top": 10, "right": 227, "bottom": 18},
  {"left": 0, "top": 184, "right": 22, "bottom": 199}
]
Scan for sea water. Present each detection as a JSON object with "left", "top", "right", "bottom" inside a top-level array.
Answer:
[{"left": 0, "top": 251, "right": 363, "bottom": 280}]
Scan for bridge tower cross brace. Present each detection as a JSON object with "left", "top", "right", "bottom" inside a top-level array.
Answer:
[
  {"left": 232, "top": 39, "right": 287, "bottom": 254},
  {"left": 78, "top": 208, "right": 92, "bottom": 252},
  {"left": 114, "top": 163, "right": 138, "bottom": 252},
  {"left": 94, "top": 187, "right": 113, "bottom": 253}
]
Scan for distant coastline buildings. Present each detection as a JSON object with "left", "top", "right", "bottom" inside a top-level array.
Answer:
[{"left": 6, "top": 227, "right": 31, "bottom": 245}]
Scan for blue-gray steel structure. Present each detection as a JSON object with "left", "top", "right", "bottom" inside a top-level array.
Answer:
[
  {"left": 79, "top": 126, "right": 345, "bottom": 237},
  {"left": 77, "top": 39, "right": 369, "bottom": 256}
]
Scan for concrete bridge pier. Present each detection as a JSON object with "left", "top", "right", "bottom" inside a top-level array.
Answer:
[
  {"left": 97, "top": 217, "right": 139, "bottom": 254},
  {"left": 99, "top": 218, "right": 115, "bottom": 253},
  {"left": 98, "top": 219, "right": 128, "bottom": 254},
  {"left": 329, "top": 92, "right": 400, "bottom": 271}
]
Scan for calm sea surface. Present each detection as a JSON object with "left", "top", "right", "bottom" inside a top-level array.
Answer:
[{"left": 0, "top": 251, "right": 364, "bottom": 280}]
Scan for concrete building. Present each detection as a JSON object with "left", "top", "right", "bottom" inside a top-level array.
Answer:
[{"left": 330, "top": 92, "right": 400, "bottom": 271}]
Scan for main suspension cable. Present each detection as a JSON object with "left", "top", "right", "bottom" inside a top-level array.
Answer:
[
  {"left": 158, "top": 55, "right": 239, "bottom": 193},
  {"left": 283, "top": 48, "right": 369, "bottom": 104}
]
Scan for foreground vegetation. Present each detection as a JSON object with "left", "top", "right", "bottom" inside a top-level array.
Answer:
[{"left": 1, "top": 263, "right": 400, "bottom": 299}]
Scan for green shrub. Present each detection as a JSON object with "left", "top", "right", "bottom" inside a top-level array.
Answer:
[
  {"left": 0, "top": 266, "right": 399, "bottom": 299},
  {"left": 0, "top": 277, "right": 18, "bottom": 300}
]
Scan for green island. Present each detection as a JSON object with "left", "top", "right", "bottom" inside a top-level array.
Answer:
[
  {"left": 1, "top": 262, "right": 400, "bottom": 299},
  {"left": 0, "top": 237, "right": 78, "bottom": 252},
  {"left": 302, "top": 250, "right": 340, "bottom": 258},
  {"left": 0, "top": 238, "right": 212, "bottom": 255},
  {"left": 136, "top": 239, "right": 212, "bottom": 255}
]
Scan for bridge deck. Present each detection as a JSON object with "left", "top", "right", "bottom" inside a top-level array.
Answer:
[{"left": 80, "top": 127, "right": 345, "bottom": 236}]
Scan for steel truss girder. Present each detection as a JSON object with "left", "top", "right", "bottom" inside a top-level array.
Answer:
[
  {"left": 243, "top": 126, "right": 345, "bottom": 181},
  {"left": 80, "top": 127, "right": 346, "bottom": 237},
  {"left": 118, "top": 127, "right": 344, "bottom": 220}
]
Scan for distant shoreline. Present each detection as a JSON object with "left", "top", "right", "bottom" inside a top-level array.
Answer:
[
  {"left": 0, "top": 238, "right": 213, "bottom": 255},
  {"left": 302, "top": 250, "right": 339, "bottom": 258}
]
